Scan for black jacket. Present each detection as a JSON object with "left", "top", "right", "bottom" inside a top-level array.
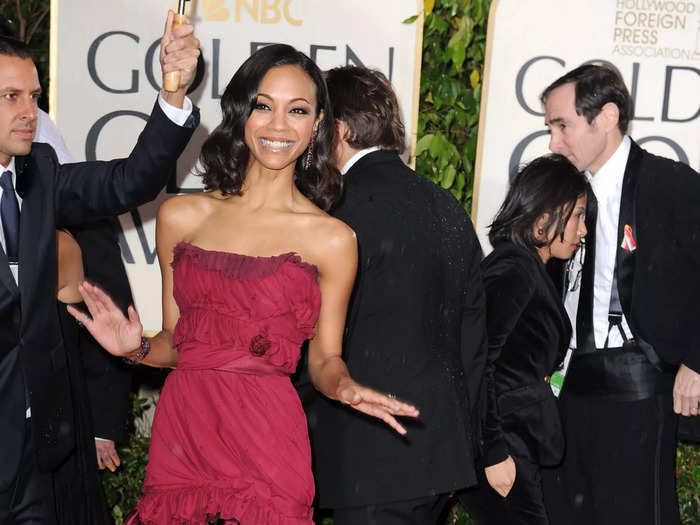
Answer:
[
  {"left": 0, "top": 99, "right": 198, "bottom": 489},
  {"left": 617, "top": 140, "right": 700, "bottom": 373},
  {"left": 480, "top": 242, "right": 570, "bottom": 468},
  {"left": 70, "top": 218, "right": 133, "bottom": 443},
  {"left": 308, "top": 150, "right": 488, "bottom": 508}
]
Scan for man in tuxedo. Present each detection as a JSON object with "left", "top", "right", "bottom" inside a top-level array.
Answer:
[
  {"left": 308, "top": 66, "right": 487, "bottom": 525},
  {"left": 540, "top": 64, "right": 700, "bottom": 525},
  {"left": 0, "top": 13, "right": 199, "bottom": 524},
  {"left": 35, "top": 109, "right": 132, "bottom": 473}
]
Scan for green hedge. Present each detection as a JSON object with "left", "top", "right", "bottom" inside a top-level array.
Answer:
[
  {"left": 413, "top": 0, "right": 490, "bottom": 213},
  {"left": 99, "top": 397, "right": 150, "bottom": 524}
]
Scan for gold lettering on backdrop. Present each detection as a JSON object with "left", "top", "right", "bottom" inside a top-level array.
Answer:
[
  {"left": 260, "top": 0, "right": 281, "bottom": 23},
  {"left": 284, "top": 0, "right": 302, "bottom": 26},
  {"left": 611, "top": 0, "right": 700, "bottom": 58},
  {"left": 233, "top": 0, "right": 302, "bottom": 24},
  {"left": 235, "top": 0, "right": 259, "bottom": 22}
]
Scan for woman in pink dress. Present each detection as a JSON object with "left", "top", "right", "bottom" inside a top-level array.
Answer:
[{"left": 68, "top": 44, "right": 417, "bottom": 525}]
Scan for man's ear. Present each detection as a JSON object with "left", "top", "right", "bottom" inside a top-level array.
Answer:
[
  {"left": 335, "top": 119, "right": 349, "bottom": 144},
  {"left": 597, "top": 102, "right": 620, "bottom": 133}
]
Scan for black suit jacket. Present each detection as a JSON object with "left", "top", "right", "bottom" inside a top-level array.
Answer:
[
  {"left": 69, "top": 218, "right": 133, "bottom": 443},
  {"left": 309, "top": 150, "right": 488, "bottom": 508},
  {"left": 615, "top": 140, "right": 700, "bottom": 373},
  {"left": 0, "top": 99, "right": 197, "bottom": 489},
  {"left": 480, "top": 242, "right": 570, "bottom": 468},
  {"left": 551, "top": 141, "right": 700, "bottom": 371}
]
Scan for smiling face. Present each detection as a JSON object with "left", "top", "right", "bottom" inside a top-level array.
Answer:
[
  {"left": 0, "top": 55, "right": 40, "bottom": 167},
  {"left": 544, "top": 82, "right": 616, "bottom": 175},
  {"left": 244, "top": 64, "right": 321, "bottom": 173}
]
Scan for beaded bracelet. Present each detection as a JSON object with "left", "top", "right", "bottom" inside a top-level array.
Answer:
[{"left": 126, "top": 336, "right": 151, "bottom": 363}]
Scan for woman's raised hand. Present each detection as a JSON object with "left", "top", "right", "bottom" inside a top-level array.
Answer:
[
  {"left": 336, "top": 377, "right": 419, "bottom": 435},
  {"left": 66, "top": 281, "right": 143, "bottom": 358}
]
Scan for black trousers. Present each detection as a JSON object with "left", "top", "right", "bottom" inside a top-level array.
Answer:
[
  {"left": 332, "top": 494, "right": 450, "bottom": 525},
  {"left": 0, "top": 422, "right": 54, "bottom": 525},
  {"left": 459, "top": 456, "right": 549, "bottom": 525},
  {"left": 541, "top": 391, "right": 680, "bottom": 525}
]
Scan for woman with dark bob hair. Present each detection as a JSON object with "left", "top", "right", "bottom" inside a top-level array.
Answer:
[
  {"left": 460, "top": 154, "right": 588, "bottom": 525},
  {"left": 69, "top": 44, "right": 417, "bottom": 525}
]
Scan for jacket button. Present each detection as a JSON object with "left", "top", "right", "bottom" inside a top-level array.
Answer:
[{"left": 544, "top": 375, "right": 550, "bottom": 383}]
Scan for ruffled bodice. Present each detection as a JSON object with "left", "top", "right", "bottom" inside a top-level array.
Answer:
[{"left": 171, "top": 242, "right": 321, "bottom": 375}]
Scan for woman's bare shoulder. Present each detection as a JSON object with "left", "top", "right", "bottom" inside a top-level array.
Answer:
[
  {"left": 293, "top": 195, "right": 354, "bottom": 241},
  {"left": 319, "top": 215, "right": 355, "bottom": 245},
  {"left": 302, "top": 214, "right": 357, "bottom": 266},
  {"left": 158, "top": 191, "right": 224, "bottom": 232}
]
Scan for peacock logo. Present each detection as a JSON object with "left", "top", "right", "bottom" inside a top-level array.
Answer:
[{"left": 202, "top": 0, "right": 231, "bottom": 21}]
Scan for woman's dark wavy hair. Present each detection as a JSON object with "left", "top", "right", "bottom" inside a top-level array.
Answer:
[
  {"left": 489, "top": 154, "right": 589, "bottom": 250},
  {"left": 199, "top": 44, "right": 341, "bottom": 211}
]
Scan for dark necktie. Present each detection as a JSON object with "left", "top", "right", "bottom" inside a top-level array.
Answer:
[
  {"left": 0, "top": 170, "right": 20, "bottom": 262},
  {"left": 576, "top": 188, "right": 598, "bottom": 353}
]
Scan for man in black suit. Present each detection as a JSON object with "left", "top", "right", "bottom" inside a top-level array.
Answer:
[
  {"left": 0, "top": 13, "right": 199, "bottom": 524},
  {"left": 540, "top": 64, "right": 700, "bottom": 525},
  {"left": 308, "top": 66, "right": 487, "bottom": 525},
  {"left": 35, "top": 109, "right": 132, "bottom": 473}
]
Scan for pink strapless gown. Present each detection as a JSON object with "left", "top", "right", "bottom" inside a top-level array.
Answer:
[{"left": 128, "top": 242, "right": 321, "bottom": 525}]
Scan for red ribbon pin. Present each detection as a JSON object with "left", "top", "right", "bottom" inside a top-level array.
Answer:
[{"left": 621, "top": 224, "right": 637, "bottom": 252}]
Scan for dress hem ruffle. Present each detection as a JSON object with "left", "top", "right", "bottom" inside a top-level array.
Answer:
[{"left": 125, "top": 485, "right": 314, "bottom": 525}]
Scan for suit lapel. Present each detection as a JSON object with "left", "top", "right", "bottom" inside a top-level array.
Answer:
[
  {"left": 614, "top": 141, "right": 667, "bottom": 369},
  {"left": 15, "top": 153, "right": 48, "bottom": 313},
  {"left": 615, "top": 140, "right": 643, "bottom": 320}
]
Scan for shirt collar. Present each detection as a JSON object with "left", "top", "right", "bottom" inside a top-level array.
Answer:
[
  {"left": 340, "top": 146, "right": 381, "bottom": 175},
  {"left": 0, "top": 157, "right": 17, "bottom": 186},
  {"left": 586, "top": 135, "right": 630, "bottom": 201}
]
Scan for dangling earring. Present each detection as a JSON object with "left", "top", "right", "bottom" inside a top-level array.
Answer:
[{"left": 303, "top": 128, "right": 318, "bottom": 171}]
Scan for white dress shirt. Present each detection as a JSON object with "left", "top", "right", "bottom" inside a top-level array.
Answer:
[
  {"left": 340, "top": 146, "right": 381, "bottom": 175},
  {"left": 565, "top": 135, "right": 633, "bottom": 349}
]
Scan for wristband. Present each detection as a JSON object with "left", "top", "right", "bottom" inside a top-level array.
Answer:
[{"left": 127, "top": 336, "right": 151, "bottom": 363}]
